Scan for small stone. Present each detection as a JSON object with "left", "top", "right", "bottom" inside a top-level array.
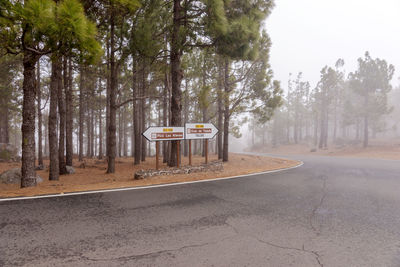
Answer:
[
  {"left": 35, "top": 165, "right": 45, "bottom": 171},
  {"left": 65, "top": 166, "right": 75, "bottom": 174},
  {"left": 0, "top": 168, "right": 43, "bottom": 184}
]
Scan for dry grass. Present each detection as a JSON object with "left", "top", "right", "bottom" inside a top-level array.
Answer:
[{"left": 0, "top": 153, "right": 299, "bottom": 198}]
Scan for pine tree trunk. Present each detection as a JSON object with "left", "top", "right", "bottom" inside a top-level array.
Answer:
[
  {"left": 132, "top": 60, "right": 141, "bottom": 165},
  {"left": 49, "top": 57, "right": 60, "bottom": 181},
  {"left": 44, "top": 112, "right": 49, "bottom": 157},
  {"left": 106, "top": 39, "right": 110, "bottom": 158},
  {"left": 58, "top": 56, "right": 67, "bottom": 175},
  {"left": 86, "top": 89, "right": 91, "bottom": 158},
  {"left": 118, "top": 109, "right": 122, "bottom": 157},
  {"left": 313, "top": 112, "right": 318, "bottom": 146},
  {"left": 131, "top": 105, "right": 134, "bottom": 158},
  {"left": 222, "top": 59, "right": 230, "bottom": 162},
  {"left": 169, "top": 0, "right": 183, "bottom": 167},
  {"left": 90, "top": 105, "right": 94, "bottom": 157},
  {"left": 163, "top": 69, "right": 169, "bottom": 163},
  {"left": 98, "top": 109, "right": 103, "bottom": 159},
  {"left": 123, "top": 107, "right": 128, "bottom": 157},
  {"left": 363, "top": 93, "right": 369, "bottom": 148},
  {"left": 65, "top": 57, "right": 73, "bottom": 166},
  {"left": 183, "top": 81, "right": 189, "bottom": 157},
  {"left": 21, "top": 52, "right": 38, "bottom": 188},
  {"left": 37, "top": 60, "right": 43, "bottom": 167},
  {"left": 141, "top": 61, "right": 146, "bottom": 162},
  {"left": 217, "top": 60, "right": 223, "bottom": 159},
  {"left": 323, "top": 109, "right": 329, "bottom": 148},
  {"left": 107, "top": 6, "right": 117, "bottom": 173},
  {"left": 0, "top": 96, "right": 8, "bottom": 143},
  {"left": 79, "top": 65, "right": 84, "bottom": 161}
]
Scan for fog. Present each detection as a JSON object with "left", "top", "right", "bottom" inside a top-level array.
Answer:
[
  {"left": 266, "top": 0, "right": 400, "bottom": 88},
  {"left": 238, "top": 0, "right": 400, "bottom": 155}
]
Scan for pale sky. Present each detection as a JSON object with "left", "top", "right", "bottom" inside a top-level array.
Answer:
[{"left": 265, "top": 0, "right": 400, "bottom": 89}]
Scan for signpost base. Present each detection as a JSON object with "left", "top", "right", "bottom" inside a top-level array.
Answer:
[
  {"left": 205, "top": 139, "right": 208, "bottom": 164},
  {"left": 188, "top": 140, "right": 192, "bottom": 166},
  {"left": 177, "top": 141, "right": 181, "bottom": 168},
  {"left": 156, "top": 141, "right": 160, "bottom": 170}
]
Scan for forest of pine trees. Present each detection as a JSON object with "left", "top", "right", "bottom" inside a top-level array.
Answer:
[
  {"left": 0, "top": 1, "right": 283, "bottom": 188},
  {"left": 250, "top": 53, "right": 398, "bottom": 150}
]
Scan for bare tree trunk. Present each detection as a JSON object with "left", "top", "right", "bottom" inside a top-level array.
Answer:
[
  {"left": 98, "top": 109, "right": 103, "bottom": 159},
  {"left": 313, "top": 112, "right": 318, "bottom": 146},
  {"left": 222, "top": 58, "right": 230, "bottom": 162},
  {"left": 363, "top": 93, "right": 369, "bottom": 148},
  {"left": 217, "top": 59, "right": 223, "bottom": 159},
  {"left": 0, "top": 97, "right": 9, "bottom": 143},
  {"left": 107, "top": 6, "right": 117, "bottom": 173},
  {"left": 169, "top": 0, "right": 183, "bottom": 167},
  {"left": 106, "top": 38, "right": 110, "bottom": 158},
  {"left": 94, "top": 114, "right": 97, "bottom": 157},
  {"left": 123, "top": 107, "right": 128, "bottom": 157},
  {"left": 21, "top": 52, "right": 38, "bottom": 188},
  {"left": 131, "top": 104, "right": 134, "bottom": 158},
  {"left": 49, "top": 57, "right": 60, "bottom": 181},
  {"left": 162, "top": 67, "right": 169, "bottom": 163},
  {"left": 90, "top": 103, "right": 94, "bottom": 158},
  {"left": 133, "top": 63, "right": 141, "bottom": 165},
  {"left": 65, "top": 58, "right": 73, "bottom": 166},
  {"left": 37, "top": 60, "right": 43, "bottom": 167},
  {"left": 118, "top": 109, "right": 122, "bottom": 157},
  {"left": 44, "top": 112, "right": 49, "bottom": 157},
  {"left": 79, "top": 65, "right": 84, "bottom": 161},
  {"left": 58, "top": 56, "right": 67, "bottom": 175},
  {"left": 333, "top": 100, "right": 337, "bottom": 142},
  {"left": 183, "top": 80, "right": 189, "bottom": 157},
  {"left": 141, "top": 60, "right": 146, "bottom": 162},
  {"left": 86, "top": 88, "right": 91, "bottom": 158}
]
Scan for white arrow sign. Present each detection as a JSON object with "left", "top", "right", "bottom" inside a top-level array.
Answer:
[
  {"left": 185, "top": 123, "right": 218, "bottom": 140},
  {"left": 142, "top": 127, "right": 185, "bottom": 142}
]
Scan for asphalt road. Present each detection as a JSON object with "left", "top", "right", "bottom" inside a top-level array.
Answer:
[{"left": 1, "top": 154, "right": 400, "bottom": 267}]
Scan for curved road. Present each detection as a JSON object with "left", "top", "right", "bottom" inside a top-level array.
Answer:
[{"left": 1, "top": 154, "right": 400, "bottom": 267}]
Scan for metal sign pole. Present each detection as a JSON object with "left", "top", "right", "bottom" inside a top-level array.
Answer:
[
  {"left": 189, "top": 139, "right": 192, "bottom": 166},
  {"left": 205, "top": 139, "right": 208, "bottom": 164},
  {"left": 177, "top": 141, "right": 180, "bottom": 168},
  {"left": 155, "top": 141, "right": 160, "bottom": 170}
]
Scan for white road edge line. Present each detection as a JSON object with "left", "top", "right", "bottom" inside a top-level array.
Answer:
[{"left": 0, "top": 160, "right": 304, "bottom": 203}]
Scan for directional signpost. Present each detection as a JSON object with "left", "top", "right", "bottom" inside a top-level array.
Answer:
[
  {"left": 142, "top": 127, "right": 184, "bottom": 169},
  {"left": 185, "top": 123, "right": 218, "bottom": 165},
  {"left": 142, "top": 124, "right": 218, "bottom": 169}
]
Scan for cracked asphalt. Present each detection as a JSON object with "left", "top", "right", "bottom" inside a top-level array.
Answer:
[{"left": 1, "top": 154, "right": 400, "bottom": 267}]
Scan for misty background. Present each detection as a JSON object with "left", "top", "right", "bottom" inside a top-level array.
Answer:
[{"left": 232, "top": 0, "right": 400, "bottom": 152}]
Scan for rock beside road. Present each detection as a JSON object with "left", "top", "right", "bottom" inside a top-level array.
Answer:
[
  {"left": 135, "top": 161, "right": 223, "bottom": 180},
  {"left": 66, "top": 166, "right": 75, "bottom": 174},
  {"left": 0, "top": 143, "right": 19, "bottom": 162},
  {"left": 0, "top": 168, "right": 43, "bottom": 185}
]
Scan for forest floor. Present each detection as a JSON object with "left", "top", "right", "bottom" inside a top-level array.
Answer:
[
  {"left": 0, "top": 153, "right": 299, "bottom": 198},
  {"left": 251, "top": 138, "right": 400, "bottom": 160}
]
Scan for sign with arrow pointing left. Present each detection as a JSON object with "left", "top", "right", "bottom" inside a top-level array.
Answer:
[{"left": 142, "top": 127, "right": 185, "bottom": 142}]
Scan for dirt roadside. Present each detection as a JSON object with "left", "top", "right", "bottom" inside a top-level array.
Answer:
[
  {"left": 0, "top": 153, "right": 300, "bottom": 198},
  {"left": 250, "top": 139, "right": 400, "bottom": 161}
]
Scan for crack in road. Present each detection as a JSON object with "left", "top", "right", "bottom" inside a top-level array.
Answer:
[
  {"left": 309, "top": 177, "right": 327, "bottom": 234},
  {"left": 78, "top": 235, "right": 237, "bottom": 264},
  {"left": 225, "top": 222, "right": 324, "bottom": 267}
]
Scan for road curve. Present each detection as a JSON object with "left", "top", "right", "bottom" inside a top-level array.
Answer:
[{"left": 1, "top": 154, "right": 400, "bottom": 267}]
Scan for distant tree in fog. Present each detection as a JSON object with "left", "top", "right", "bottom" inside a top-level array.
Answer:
[{"left": 349, "top": 52, "right": 394, "bottom": 147}]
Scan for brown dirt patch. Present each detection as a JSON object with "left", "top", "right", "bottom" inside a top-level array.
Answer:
[{"left": 0, "top": 153, "right": 299, "bottom": 198}]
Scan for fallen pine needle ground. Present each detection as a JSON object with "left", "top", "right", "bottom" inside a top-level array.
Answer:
[{"left": 0, "top": 153, "right": 300, "bottom": 198}]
